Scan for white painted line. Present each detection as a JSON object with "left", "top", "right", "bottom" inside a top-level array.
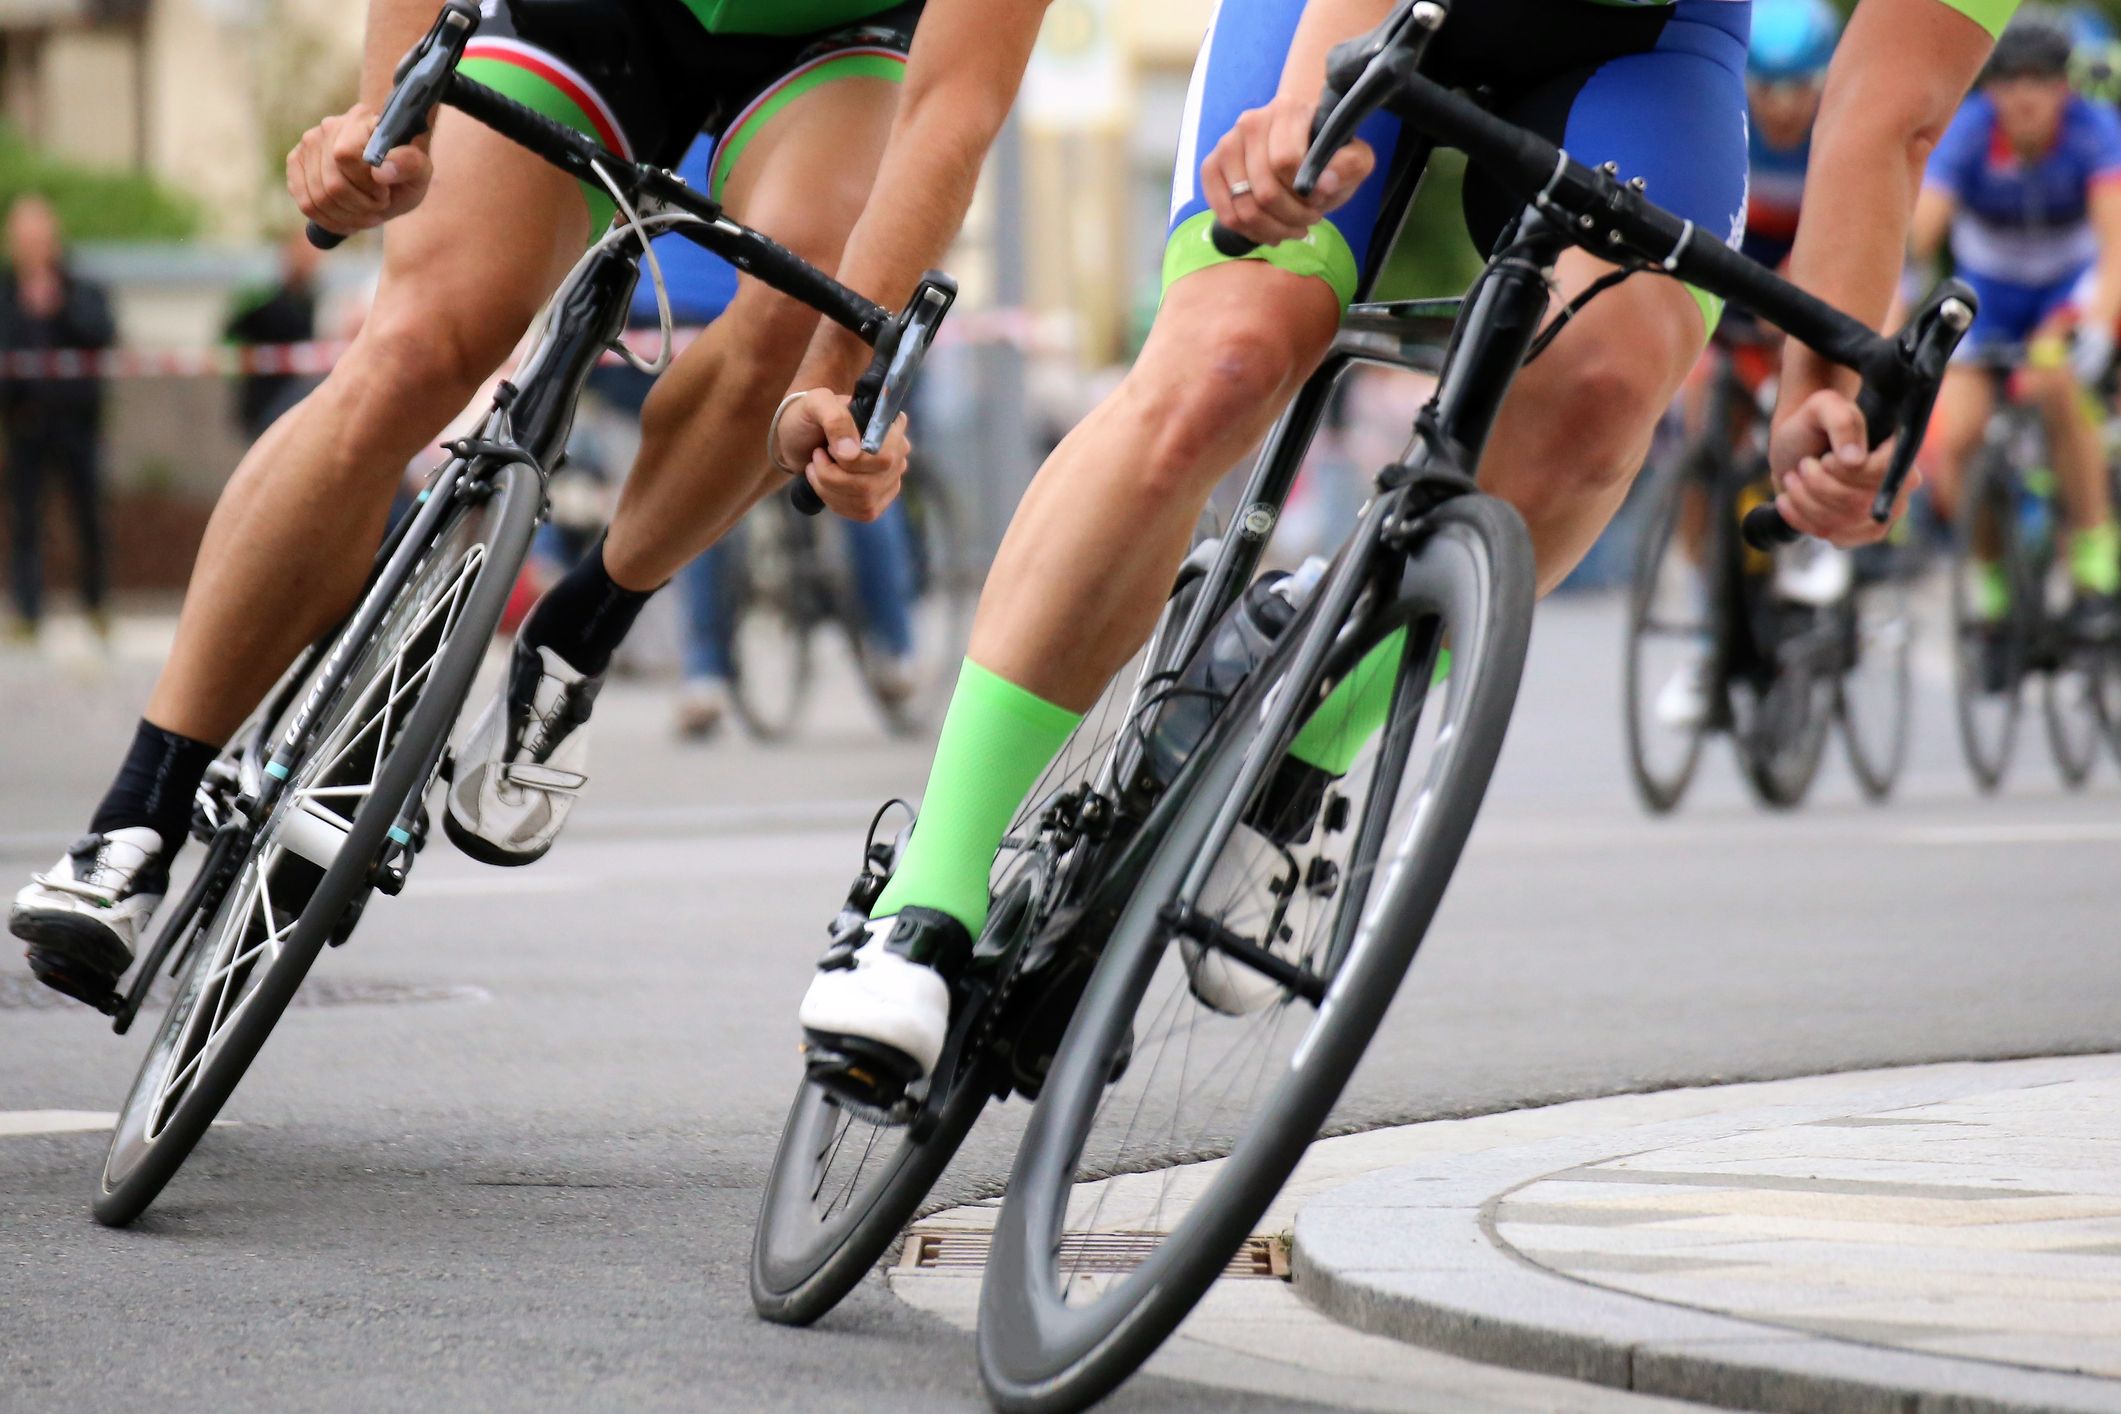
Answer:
[
  {"left": 1891, "top": 822, "right": 2121, "bottom": 846},
  {"left": 0, "top": 1110, "right": 115, "bottom": 1136}
]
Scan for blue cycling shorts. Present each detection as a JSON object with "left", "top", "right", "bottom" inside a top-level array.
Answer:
[
  {"left": 1163, "top": 0, "right": 1752, "bottom": 332},
  {"left": 1955, "top": 264, "right": 2094, "bottom": 361}
]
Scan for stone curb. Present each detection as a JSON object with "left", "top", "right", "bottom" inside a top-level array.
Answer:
[{"left": 1292, "top": 1055, "right": 2121, "bottom": 1414}]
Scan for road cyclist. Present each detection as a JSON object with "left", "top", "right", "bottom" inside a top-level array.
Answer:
[{"left": 757, "top": 0, "right": 2015, "bottom": 1406}]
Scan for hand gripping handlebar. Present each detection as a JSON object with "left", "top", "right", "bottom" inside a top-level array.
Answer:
[
  {"left": 305, "top": 0, "right": 483, "bottom": 251},
  {"left": 1203, "top": 0, "right": 1975, "bottom": 551}
]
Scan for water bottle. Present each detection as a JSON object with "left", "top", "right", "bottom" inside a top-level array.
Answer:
[{"left": 1139, "top": 559, "right": 1332, "bottom": 842}]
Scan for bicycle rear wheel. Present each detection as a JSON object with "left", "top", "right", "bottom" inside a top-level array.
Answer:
[
  {"left": 977, "top": 494, "right": 1534, "bottom": 1414},
  {"left": 1950, "top": 454, "right": 2027, "bottom": 793},
  {"left": 1735, "top": 601, "right": 1836, "bottom": 810},
  {"left": 751, "top": 642, "right": 1160, "bottom": 1324},
  {"left": 95, "top": 463, "right": 541, "bottom": 1226},
  {"left": 2041, "top": 546, "right": 2114, "bottom": 789},
  {"left": 1623, "top": 460, "right": 1717, "bottom": 813},
  {"left": 727, "top": 510, "right": 818, "bottom": 742}
]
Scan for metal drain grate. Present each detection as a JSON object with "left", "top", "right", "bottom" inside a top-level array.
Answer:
[
  {"left": 903, "top": 1228, "right": 1289, "bottom": 1280},
  {"left": 0, "top": 974, "right": 489, "bottom": 1011}
]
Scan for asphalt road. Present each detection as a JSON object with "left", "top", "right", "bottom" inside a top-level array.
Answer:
[{"left": 2, "top": 589, "right": 2115, "bottom": 1411}]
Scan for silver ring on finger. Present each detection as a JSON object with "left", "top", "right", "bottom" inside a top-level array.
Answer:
[{"left": 1227, "top": 179, "right": 1253, "bottom": 198}]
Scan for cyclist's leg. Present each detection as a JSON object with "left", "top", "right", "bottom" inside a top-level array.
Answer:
[
  {"left": 2024, "top": 284, "right": 2120, "bottom": 601},
  {"left": 872, "top": 0, "right": 1743, "bottom": 930},
  {"left": 860, "top": 0, "right": 1361, "bottom": 940},
  {"left": 599, "top": 74, "right": 904, "bottom": 594},
  {"left": 447, "top": 43, "right": 909, "bottom": 860},
  {"left": 1929, "top": 366, "right": 1995, "bottom": 525},
  {"left": 144, "top": 124, "right": 585, "bottom": 748},
  {"left": 9, "top": 114, "right": 585, "bottom": 989}
]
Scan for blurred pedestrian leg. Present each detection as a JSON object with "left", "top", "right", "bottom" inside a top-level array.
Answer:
[
  {"left": 0, "top": 195, "right": 114, "bottom": 642},
  {"left": 845, "top": 506, "right": 916, "bottom": 701},
  {"left": 675, "top": 541, "right": 737, "bottom": 738},
  {"left": 6, "top": 424, "right": 106, "bottom": 635}
]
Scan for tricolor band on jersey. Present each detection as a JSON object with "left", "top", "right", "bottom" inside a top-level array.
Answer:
[{"left": 460, "top": 0, "right": 918, "bottom": 230}]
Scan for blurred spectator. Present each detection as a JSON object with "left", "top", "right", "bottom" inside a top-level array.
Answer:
[
  {"left": 224, "top": 228, "right": 324, "bottom": 441},
  {"left": 1, "top": 194, "right": 114, "bottom": 643}
]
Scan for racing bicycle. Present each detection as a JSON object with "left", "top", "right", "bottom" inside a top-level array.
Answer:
[
  {"left": 749, "top": 5, "right": 1971, "bottom": 1409},
  {"left": 1626, "top": 323, "right": 1915, "bottom": 811},
  {"left": 86, "top": 1, "right": 956, "bottom": 1227},
  {"left": 1946, "top": 346, "right": 2121, "bottom": 791},
  {"left": 714, "top": 460, "right": 971, "bottom": 739}
]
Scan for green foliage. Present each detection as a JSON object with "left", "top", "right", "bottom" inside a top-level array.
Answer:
[{"left": 0, "top": 124, "right": 200, "bottom": 242}]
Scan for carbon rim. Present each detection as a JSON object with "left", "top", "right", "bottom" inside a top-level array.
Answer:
[
  {"left": 100, "top": 491, "right": 504, "bottom": 1201},
  {"left": 978, "top": 497, "right": 1532, "bottom": 1411}
]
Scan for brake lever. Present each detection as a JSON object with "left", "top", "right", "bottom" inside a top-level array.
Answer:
[
  {"left": 791, "top": 272, "right": 959, "bottom": 517},
  {"left": 307, "top": 0, "right": 482, "bottom": 250},
  {"left": 1210, "top": 0, "right": 1448, "bottom": 258},
  {"left": 1741, "top": 281, "right": 1976, "bottom": 550}
]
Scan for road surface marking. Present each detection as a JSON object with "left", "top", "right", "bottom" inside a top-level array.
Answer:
[
  {"left": 0, "top": 1110, "right": 115, "bottom": 1136},
  {"left": 1892, "top": 822, "right": 2121, "bottom": 846}
]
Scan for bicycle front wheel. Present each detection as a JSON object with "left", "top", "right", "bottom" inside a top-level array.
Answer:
[
  {"left": 1836, "top": 546, "right": 1914, "bottom": 801},
  {"left": 95, "top": 463, "right": 541, "bottom": 1226},
  {"left": 977, "top": 494, "right": 1534, "bottom": 1413},
  {"left": 1950, "top": 454, "right": 2027, "bottom": 793},
  {"left": 1623, "top": 460, "right": 1718, "bottom": 813}
]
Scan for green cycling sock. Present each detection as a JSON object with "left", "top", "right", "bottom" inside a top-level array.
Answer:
[
  {"left": 872, "top": 660, "right": 1082, "bottom": 935},
  {"left": 1288, "top": 633, "right": 1450, "bottom": 777},
  {"left": 1976, "top": 561, "right": 2012, "bottom": 621},
  {"left": 2069, "top": 520, "right": 2120, "bottom": 597}
]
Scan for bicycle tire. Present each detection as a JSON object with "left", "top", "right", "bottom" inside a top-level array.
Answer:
[
  {"left": 94, "top": 463, "right": 541, "bottom": 1226},
  {"left": 727, "top": 510, "right": 818, "bottom": 742},
  {"left": 1735, "top": 622, "right": 1834, "bottom": 810},
  {"left": 2041, "top": 553, "right": 2113, "bottom": 789},
  {"left": 1836, "top": 584, "right": 1914, "bottom": 802},
  {"left": 750, "top": 1059, "right": 994, "bottom": 1324},
  {"left": 1623, "top": 458, "right": 1717, "bottom": 813},
  {"left": 1949, "top": 452, "right": 2027, "bottom": 793},
  {"left": 748, "top": 867, "right": 1053, "bottom": 1325},
  {"left": 977, "top": 494, "right": 1534, "bottom": 1414}
]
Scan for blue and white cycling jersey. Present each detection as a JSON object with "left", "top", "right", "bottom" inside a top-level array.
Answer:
[
  {"left": 1742, "top": 126, "right": 1809, "bottom": 270},
  {"left": 1925, "top": 91, "right": 2121, "bottom": 286}
]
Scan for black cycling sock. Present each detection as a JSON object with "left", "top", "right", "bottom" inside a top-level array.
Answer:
[
  {"left": 519, "top": 537, "right": 659, "bottom": 678},
  {"left": 88, "top": 719, "right": 219, "bottom": 853}
]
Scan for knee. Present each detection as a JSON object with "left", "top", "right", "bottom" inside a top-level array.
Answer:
[
  {"left": 2023, "top": 365, "right": 2079, "bottom": 415},
  {"left": 343, "top": 307, "right": 516, "bottom": 437},
  {"left": 1505, "top": 352, "right": 1675, "bottom": 513},
  {"left": 1128, "top": 317, "right": 1310, "bottom": 498}
]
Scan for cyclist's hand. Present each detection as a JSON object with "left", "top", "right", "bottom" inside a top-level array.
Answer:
[
  {"left": 288, "top": 103, "right": 434, "bottom": 238},
  {"left": 1203, "top": 96, "right": 1374, "bottom": 249},
  {"left": 775, "top": 388, "right": 908, "bottom": 522},
  {"left": 1766, "top": 389, "right": 1912, "bottom": 547}
]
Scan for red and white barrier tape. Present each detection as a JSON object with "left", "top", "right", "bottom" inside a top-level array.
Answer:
[{"left": 0, "top": 307, "right": 1068, "bottom": 380}]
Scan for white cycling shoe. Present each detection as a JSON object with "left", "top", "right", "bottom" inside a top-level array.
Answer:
[
  {"left": 1181, "top": 822, "right": 1307, "bottom": 1016},
  {"left": 799, "top": 906, "right": 970, "bottom": 1105},
  {"left": 1655, "top": 656, "right": 1713, "bottom": 730},
  {"left": 1774, "top": 540, "right": 1854, "bottom": 607},
  {"left": 10, "top": 826, "right": 169, "bottom": 1005},
  {"left": 445, "top": 641, "right": 602, "bottom": 866}
]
